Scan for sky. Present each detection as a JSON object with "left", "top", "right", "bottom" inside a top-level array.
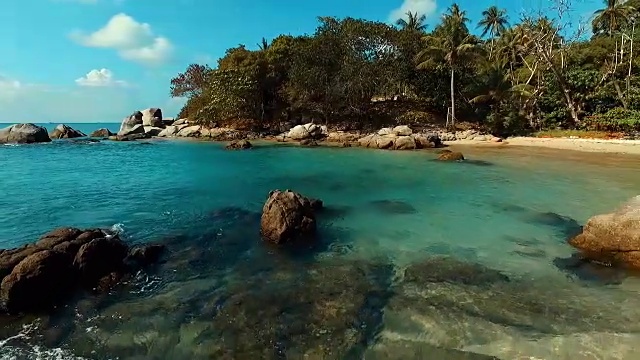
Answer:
[{"left": 0, "top": 0, "right": 603, "bottom": 123}]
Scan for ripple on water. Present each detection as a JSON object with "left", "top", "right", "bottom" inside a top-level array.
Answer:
[{"left": 1, "top": 138, "right": 640, "bottom": 358}]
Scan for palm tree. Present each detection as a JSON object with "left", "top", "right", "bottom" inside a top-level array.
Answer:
[
  {"left": 257, "top": 37, "right": 269, "bottom": 51},
  {"left": 478, "top": 6, "right": 509, "bottom": 58},
  {"left": 396, "top": 11, "right": 428, "bottom": 32},
  {"left": 592, "top": 0, "right": 636, "bottom": 36},
  {"left": 416, "top": 4, "right": 477, "bottom": 128}
]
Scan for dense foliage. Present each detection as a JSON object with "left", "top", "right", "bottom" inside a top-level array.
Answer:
[{"left": 170, "top": 0, "right": 640, "bottom": 136}]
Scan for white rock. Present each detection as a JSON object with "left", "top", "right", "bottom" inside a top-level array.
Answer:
[
  {"left": 177, "top": 125, "right": 202, "bottom": 137},
  {"left": 393, "top": 125, "right": 412, "bottom": 136},
  {"left": 288, "top": 125, "right": 311, "bottom": 140}
]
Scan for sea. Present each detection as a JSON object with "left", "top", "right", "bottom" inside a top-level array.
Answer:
[{"left": 1, "top": 122, "right": 639, "bottom": 359}]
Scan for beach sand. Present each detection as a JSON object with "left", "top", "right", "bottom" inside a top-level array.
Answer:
[{"left": 446, "top": 137, "right": 640, "bottom": 156}]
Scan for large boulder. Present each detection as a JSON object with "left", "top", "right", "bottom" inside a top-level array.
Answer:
[
  {"left": 0, "top": 227, "right": 165, "bottom": 313},
  {"left": 437, "top": 150, "right": 465, "bottom": 161},
  {"left": 0, "top": 123, "right": 51, "bottom": 144},
  {"left": 90, "top": 128, "right": 114, "bottom": 138},
  {"left": 260, "top": 190, "right": 318, "bottom": 245},
  {"left": 393, "top": 125, "right": 412, "bottom": 136},
  {"left": 49, "top": 124, "right": 86, "bottom": 139},
  {"left": 288, "top": 125, "right": 310, "bottom": 140},
  {"left": 177, "top": 125, "right": 202, "bottom": 137},
  {"left": 143, "top": 126, "right": 164, "bottom": 137},
  {"left": 118, "top": 124, "right": 146, "bottom": 137},
  {"left": 172, "top": 118, "right": 188, "bottom": 126},
  {"left": 141, "top": 108, "right": 163, "bottom": 127},
  {"left": 119, "top": 111, "right": 143, "bottom": 134},
  {"left": 569, "top": 196, "right": 640, "bottom": 269}
]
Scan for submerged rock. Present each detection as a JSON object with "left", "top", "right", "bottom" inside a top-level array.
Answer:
[
  {"left": 225, "top": 139, "right": 252, "bottom": 150},
  {"left": 370, "top": 200, "right": 417, "bottom": 215},
  {"left": 0, "top": 123, "right": 51, "bottom": 144},
  {"left": 403, "top": 257, "right": 510, "bottom": 286},
  {"left": 260, "top": 190, "right": 319, "bottom": 245},
  {"left": 299, "top": 139, "right": 318, "bottom": 147},
  {"left": 49, "top": 124, "right": 86, "bottom": 139},
  {"left": 437, "top": 150, "right": 465, "bottom": 161},
  {"left": 0, "top": 227, "right": 164, "bottom": 313},
  {"left": 569, "top": 196, "right": 640, "bottom": 270},
  {"left": 208, "top": 259, "right": 392, "bottom": 358}
]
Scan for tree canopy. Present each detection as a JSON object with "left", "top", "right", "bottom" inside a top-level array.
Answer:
[{"left": 170, "top": 2, "right": 640, "bottom": 136}]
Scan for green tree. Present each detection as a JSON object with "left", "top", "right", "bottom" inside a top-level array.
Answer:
[
  {"left": 478, "top": 6, "right": 509, "bottom": 58},
  {"left": 416, "top": 3, "right": 478, "bottom": 127},
  {"left": 592, "top": 0, "right": 636, "bottom": 36},
  {"left": 395, "top": 12, "right": 428, "bottom": 32}
]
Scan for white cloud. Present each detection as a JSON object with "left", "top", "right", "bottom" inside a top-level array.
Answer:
[
  {"left": 75, "top": 68, "right": 128, "bottom": 87},
  {"left": 389, "top": 0, "right": 438, "bottom": 22},
  {"left": 70, "top": 13, "right": 173, "bottom": 65}
]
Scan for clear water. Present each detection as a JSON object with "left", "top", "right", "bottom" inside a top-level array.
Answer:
[{"left": 1, "top": 124, "right": 639, "bottom": 359}]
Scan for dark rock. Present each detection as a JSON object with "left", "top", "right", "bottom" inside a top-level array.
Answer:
[
  {"left": 370, "top": 200, "right": 417, "bottom": 215},
  {"left": 110, "top": 132, "right": 150, "bottom": 141},
  {"left": 125, "top": 244, "right": 166, "bottom": 267},
  {"left": 0, "top": 250, "right": 74, "bottom": 312},
  {"left": 341, "top": 141, "right": 352, "bottom": 147},
  {"left": 225, "top": 139, "right": 253, "bottom": 150},
  {"left": 553, "top": 254, "right": 626, "bottom": 285},
  {"left": 404, "top": 257, "right": 510, "bottom": 286},
  {"left": 36, "top": 227, "right": 83, "bottom": 249},
  {"left": 0, "top": 123, "right": 51, "bottom": 144},
  {"left": 49, "top": 124, "right": 86, "bottom": 139},
  {"left": 309, "top": 198, "right": 324, "bottom": 211},
  {"left": 300, "top": 139, "right": 318, "bottom": 147},
  {"left": 0, "top": 245, "right": 41, "bottom": 279},
  {"left": 73, "top": 238, "right": 129, "bottom": 286},
  {"left": 90, "top": 128, "right": 114, "bottom": 138},
  {"left": 437, "top": 151, "right": 465, "bottom": 161},
  {"left": 260, "top": 190, "right": 318, "bottom": 245}
]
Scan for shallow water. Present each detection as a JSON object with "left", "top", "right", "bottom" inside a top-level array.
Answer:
[{"left": 1, "top": 129, "right": 639, "bottom": 359}]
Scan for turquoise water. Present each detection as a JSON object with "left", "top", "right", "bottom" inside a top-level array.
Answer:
[{"left": 1, "top": 126, "right": 640, "bottom": 359}]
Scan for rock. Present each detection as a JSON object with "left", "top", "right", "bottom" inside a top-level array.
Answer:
[
  {"left": 172, "top": 118, "right": 188, "bottom": 126},
  {"left": 413, "top": 134, "right": 437, "bottom": 149},
  {"left": 141, "top": 108, "right": 163, "bottom": 127},
  {"left": 491, "top": 137, "right": 503, "bottom": 143},
  {"left": 0, "top": 250, "right": 74, "bottom": 312},
  {"left": 0, "top": 123, "right": 51, "bottom": 144},
  {"left": 404, "top": 257, "right": 510, "bottom": 285},
  {"left": 177, "top": 125, "right": 201, "bottom": 137},
  {"left": 341, "top": 141, "right": 352, "bottom": 147},
  {"left": 300, "top": 139, "right": 318, "bottom": 147},
  {"left": 111, "top": 133, "right": 150, "bottom": 141},
  {"left": 125, "top": 244, "right": 166, "bottom": 268},
  {"left": 393, "top": 125, "right": 413, "bottom": 136},
  {"left": 378, "top": 127, "right": 394, "bottom": 136},
  {"left": 260, "top": 190, "right": 318, "bottom": 245},
  {"left": 158, "top": 126, "right": 179, "bottom": 137},
  {"left": 118, "top": 123, "right": 146, "bottom": 137},
  {"left": 309, "top": 198, "right": 324, "bottom": 211},
  {"left": 393, "top": 136, "right": 417, "bottom": 150},
  {"left": 288, "top": 125, "right": 310, "bottom": 140},
  {"left": 437, "top": 151, "right": 465, "bottom": 161},
  {"left": 49, "top": 124, "right": 86, "bottom": 139},
  {"left": 73, "top": 238, "right": 129, "bottom": 285},
  {"left": 225, "top": 139, "right": 252, "bottom": 150},
  {"left": 144, "top": 126, "right": 164, "bottom": 137},
  {"left": 569, "top": 196, "right": 640, "bottom": 269},
  {"left": 119, "top": 111, "right": 143, "bottom": 133},
  {"left": 90, "top": 128, "right": 114, "bottom": 138}
]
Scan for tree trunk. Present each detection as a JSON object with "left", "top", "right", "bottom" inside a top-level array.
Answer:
[
  {"left": 548, "top": 62, "right": 580, "bottom": 125},
  {"left": 613, "top": 80, "right": 629, "bottom": 109},
  {"left": 450, "top": 67, "right": 456, "bottom": 128}
]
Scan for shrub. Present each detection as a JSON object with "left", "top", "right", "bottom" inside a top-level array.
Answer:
[{"left": 582, "top": 108, "right": 640, "bottom": 133}]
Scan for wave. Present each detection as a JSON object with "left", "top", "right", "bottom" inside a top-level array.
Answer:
[{"left": 0, "top": 322, "right": 87, "bottom": 360}]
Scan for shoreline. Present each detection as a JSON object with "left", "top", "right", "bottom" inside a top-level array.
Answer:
[{"left": 442, "top": 137, "right": 640, "bottom": 155}]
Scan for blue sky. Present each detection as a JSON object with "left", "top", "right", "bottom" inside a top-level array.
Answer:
[{"left": 0, "top": 0, "right": 602, "bottom": 123}]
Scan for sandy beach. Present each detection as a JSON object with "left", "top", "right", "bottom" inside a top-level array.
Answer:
[{"left": 446, "top": 137, "right": 640, "bottom": 155}]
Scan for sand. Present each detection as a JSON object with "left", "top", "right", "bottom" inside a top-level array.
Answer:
[{"left": 445, "top": 137, "right": 640, "bottom": 155}]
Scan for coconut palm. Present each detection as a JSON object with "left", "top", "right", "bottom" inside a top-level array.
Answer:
[
  {"left": 478, "top": 6, "right": 509, "bottom": 58},
  {"left": 257, "top": 37, "right": 270, "bottom": 51},
  {"left": 592, "top": 0, "right": 636, "bottom": 36},
  {"left": 396, "top": 11, "right": 428, "bottom": 32},
  {"left": 416, "top": 3, "right": 477, "bottom": 128}
]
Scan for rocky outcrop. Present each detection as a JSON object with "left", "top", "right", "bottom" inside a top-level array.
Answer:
[
  {"left": 260, "top": 190, "right": 319, "bottom": 245},
  {"left": 141, "top": 108, "right": 163, "bottom": 127},
  {"left": 439, "top": 129, "right": 495, "bottom": 142},
  {"left": 0, "top": 227, "right": 164, "bottom": 313},
  {"left": 49, "top": 124, "right": 86, "bottom": 139},
  {"left": 569, "top": 196, "right": 640, "bottom": 270},
  {"left": 119, "top": 111, "right": 143, "bottom": 134},
  {"left": 90, "top": 128, "right": 114, "bottom": 138},
  {"left": 177, "top": 125, "right": 202, "bottom": 137},
  {"left": 143, "top": 126, "right": 164, "bottom": 137},
  {"left": 437, "top": 150, "right": 465, "bottom": 161},
  {"left": 225, "top": 139, "right": 252, "bottom": 150},
  {"left": 172, "top": 118, "right": 188, "bottom": 126},
  {"left": 0, "top": 123, "right": 51, "bottom": 144},
  {"left": 287, "top": 123, "right": 328, "bottom": 140},
  {"left": 358, "top": 127, "right": 441, "bottom": 150}
]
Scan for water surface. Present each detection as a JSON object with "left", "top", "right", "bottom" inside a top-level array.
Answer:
[{"left": 1, "top": 131, "right": 639, "bottom": 359}]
